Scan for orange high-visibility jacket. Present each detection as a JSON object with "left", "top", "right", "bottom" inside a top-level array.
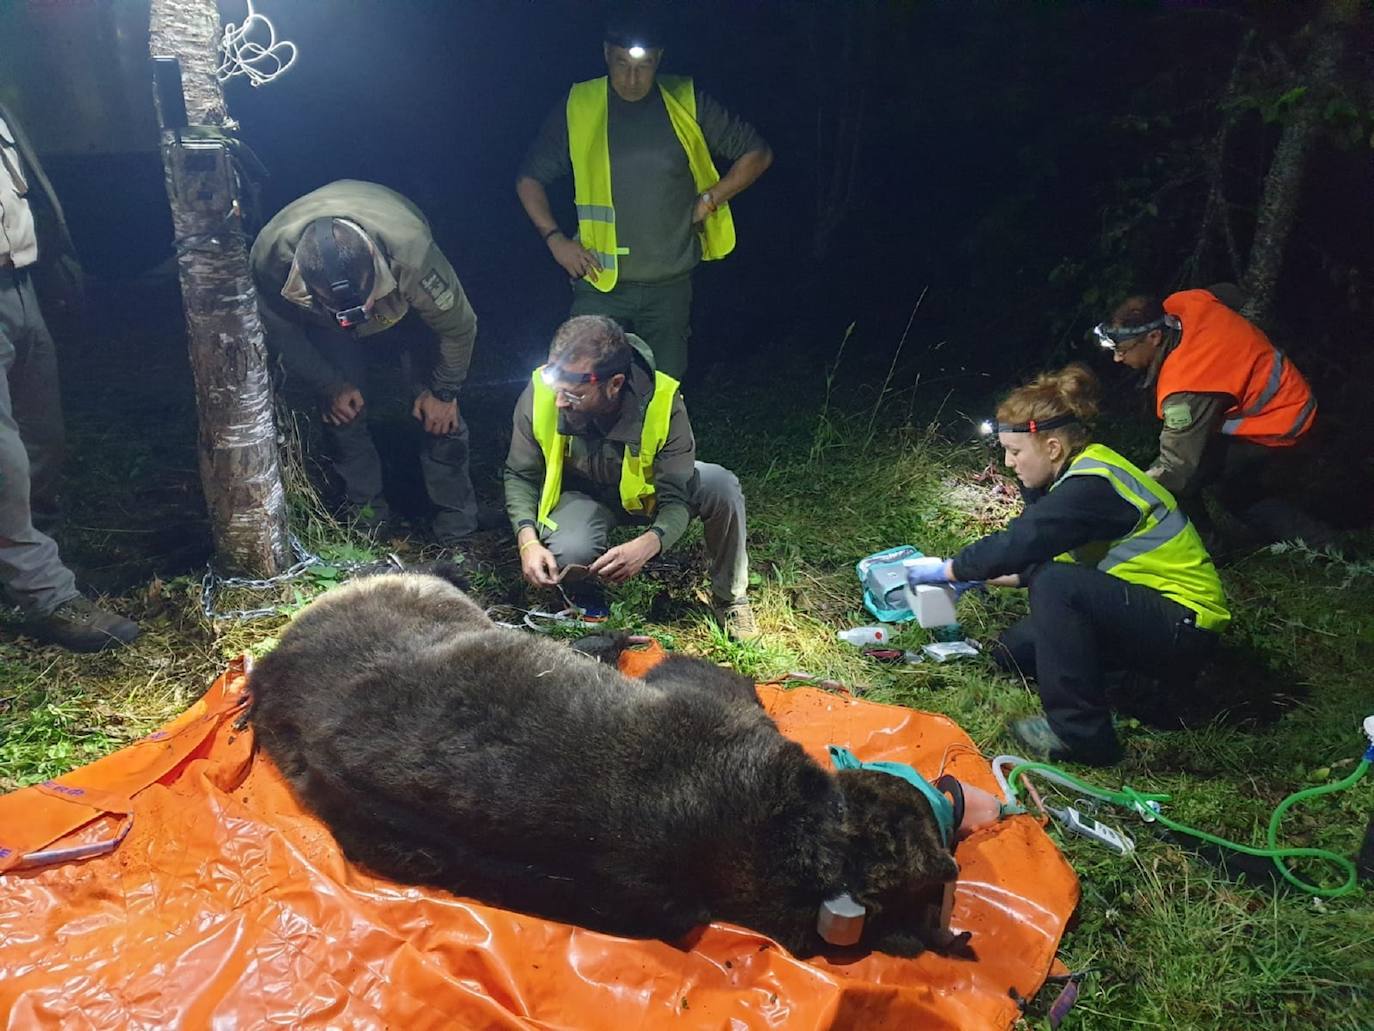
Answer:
[{"left": 1158, "top": 289, "right": 1316, "bottom": 446}]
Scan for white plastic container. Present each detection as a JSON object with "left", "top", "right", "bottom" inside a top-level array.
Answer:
[
  {"left": 902, "top": 583, "right": 958, "bottom": 629},
  {"left": 837, "top": 625, "right": 891, "bottom": 646}
]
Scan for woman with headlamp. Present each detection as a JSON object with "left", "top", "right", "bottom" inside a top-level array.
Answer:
[{"left": 906, "top": 364, "right": 1230, "bottom": 765}]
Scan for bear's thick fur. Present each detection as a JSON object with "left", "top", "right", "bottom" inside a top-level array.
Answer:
[{"left": 248, "top": 571, "right": 959, "bottom": 956}]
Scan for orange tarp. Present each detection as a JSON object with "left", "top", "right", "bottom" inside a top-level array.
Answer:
[{"left": 0, "top": 652, "right": 1078, "bottom": 1029}]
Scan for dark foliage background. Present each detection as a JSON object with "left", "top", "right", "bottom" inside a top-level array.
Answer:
[{"left": 10, "top": 0, "right": 1374, "bottom": 515}]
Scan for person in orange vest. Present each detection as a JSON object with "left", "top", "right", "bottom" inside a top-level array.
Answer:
[
  {"left": 1095, "top": 285, "right": 1333, "bottom": 550},
  {"left": 515, "top": 12, "right": 772, "bottom": 380}
]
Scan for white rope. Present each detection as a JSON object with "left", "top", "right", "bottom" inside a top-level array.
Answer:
[{"left": 216, "top": 0, "right": 298, "bottom": 87}]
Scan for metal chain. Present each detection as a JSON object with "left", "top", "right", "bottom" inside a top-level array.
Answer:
[{"left": 199, "top": 533, "right": 401, "bottom": 622}]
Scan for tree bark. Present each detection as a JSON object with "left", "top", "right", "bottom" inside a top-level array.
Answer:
[
  {"left": 149, "top": 0, "right": 289, "bottom": 576},
  {"left": 1241, "top": 4, "right": 1351, "bottom": 325}
]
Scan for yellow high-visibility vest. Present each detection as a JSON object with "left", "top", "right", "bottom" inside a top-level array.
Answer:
[
  {"left": 1052, "top": 444, "right": 1230, "bottom": 632},
  {"left": 565, "top": 74, "right": 736, "bottom": 293},
  {"left": 530, "top": 369, "right": 680, "bottom": 530}
]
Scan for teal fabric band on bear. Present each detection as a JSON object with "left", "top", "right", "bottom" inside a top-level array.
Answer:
[{"left": 828, "top": 745, "right": 956, "bottom": 849}]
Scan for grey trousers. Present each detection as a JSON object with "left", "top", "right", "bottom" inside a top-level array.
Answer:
[
  {"left": 306, "top": 322, "right": 479, "bottom": 542},
  {"left": 541, "top": 462, "right": 749, "bottom": 603},
  {"left": 0, "top": 267, "right": 77, "bottom": 616}
]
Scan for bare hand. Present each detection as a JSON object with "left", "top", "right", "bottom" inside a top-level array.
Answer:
[
  {"left": 692, "top": 195, "right": 715, "bottom": 225},
  {"left": 548, "top": 234, "right": 602, "bottom": 282},
  {"left": 589, "top": 532, "right": 661, "bottom": 584},
  {"left": 323, "top": 385, "right": 365, "bottom": 426},
  {"left": 520, "top": 540, "right": 560, "bottom": 588},
  {"left": 412, "top": 391, "right": 459, "bottom": 435}
]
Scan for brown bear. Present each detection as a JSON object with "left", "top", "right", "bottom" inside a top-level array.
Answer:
[{"left": 247, "top": 569, "right": 960, "bottom": 956}]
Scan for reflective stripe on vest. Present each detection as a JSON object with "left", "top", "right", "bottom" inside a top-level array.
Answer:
[
  {"left": 1220, "top": 346, "right": 1316, "bottom": 439},
  {"left": 530, "top": 369, "right": 680, "bottom": 530},
  {"left": 565, "top": 75, "right": 736, "bottom": 294},
  {"left": 1159, "top": 290, "right": 1316, "bottom": 447},
  {"left": 1052, "top": 444, "right": 1231, "bottom": 632}
]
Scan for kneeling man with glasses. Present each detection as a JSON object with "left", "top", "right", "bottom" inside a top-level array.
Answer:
[{"left": 504, "top": 314, "right": 758, "bottom": 641}]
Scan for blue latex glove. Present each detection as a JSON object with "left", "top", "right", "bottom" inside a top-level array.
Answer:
[{"left": 903, "top": 556, "right": 950, "bottom": 587}]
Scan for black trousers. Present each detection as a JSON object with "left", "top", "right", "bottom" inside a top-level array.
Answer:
[
  {"left": 1181, "top": 435, "right": 1333, "bottom": 549},
  {"left": 991, "top": 563, "right": 1218, "bottom": 759}
]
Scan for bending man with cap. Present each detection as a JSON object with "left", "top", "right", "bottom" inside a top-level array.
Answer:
[
  {"left": 1094, "top": 285, "right": 1331, "bottom": 550},
  {"left": 906, "top": 364, "right": 1228, "bottom": 765},
  {"left": 516, "top": 13, "right": 772, "bottom": 380},
  {"left": 0, "top": 99, "right": 139, "bottom": 651},
  {"left": 251, "top": 180, "right": 487, "bottom": 552},
  {"left": 505, "top": 314, "right": 759, "bottom": 641}
]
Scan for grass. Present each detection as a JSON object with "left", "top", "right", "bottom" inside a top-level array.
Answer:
[{"left": 1, "top": 348, "right": 1371, "bottom": 1030}]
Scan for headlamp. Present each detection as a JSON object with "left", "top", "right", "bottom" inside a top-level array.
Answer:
[
  {"left": 1091, "top": 315, "right": 1174, "bottom": 351},
  {"left": 540, "top": 364, "right": 602, "bottom": 387},
  {"left": 332, "top": 297, "right": 370, "bottom": 329},
  {"left": 303, "top": 219, "right": 373, "bottom": 329},
  {"left": 627, "top": 44, "right": 647, "bottom": 59},
  {"left": 538, "top": 361, "right": 628, "bottom": 388},
  {"left": 988, "top": 412, "right": 1080, "bottom": 435}
]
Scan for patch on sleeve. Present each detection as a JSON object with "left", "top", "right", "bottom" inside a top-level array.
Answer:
[
  {"left": 1162, "top": 400, "right": 1194, "bottom": 430},
  {"left": 419, "top": 269, "right": 456, "bottom": 311}
]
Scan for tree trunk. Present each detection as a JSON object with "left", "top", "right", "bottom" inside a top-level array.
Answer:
[
  {"left": 149, "top": 0, "right": 289, "bottom": 576},
  {"left": 1241, "top": 4, "right": 1351, "bottom": 325}
]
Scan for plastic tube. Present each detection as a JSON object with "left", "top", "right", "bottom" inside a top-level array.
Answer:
[{"left": 996, "top": 752, "right": 1372, "bottom": 899}]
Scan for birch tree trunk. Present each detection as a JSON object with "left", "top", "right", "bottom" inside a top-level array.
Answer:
[
  {"left": 1241, "top": 3, "right": 1352, "bottom": 325},
  {"left": 149, "top": 0, "right": 289, "bottom": 576}
]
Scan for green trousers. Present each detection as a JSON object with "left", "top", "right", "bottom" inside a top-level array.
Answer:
[{"left": 571, "top": 275, "right": 693, "bottom": 380}]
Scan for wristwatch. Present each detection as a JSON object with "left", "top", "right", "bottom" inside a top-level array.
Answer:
[{"left": 431, "top": 386, "right": 458, "bottom": 403}]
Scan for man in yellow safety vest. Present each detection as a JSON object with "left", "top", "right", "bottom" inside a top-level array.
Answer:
[
  {"left": 504, "top": 314, "right": 759, "bottom": 641},
  {"left": 516, "top": 14, "right": 772, "bottom": 380}
]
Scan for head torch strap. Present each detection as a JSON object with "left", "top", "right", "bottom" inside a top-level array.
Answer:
[
  {"left": 1094, "top": 314, "right": 1179, "bottom": 348},
  {"left": 305, "top": 219, "right": 368, "bottom": 320},
  {"left": 540, "top": 360, "right": 631, "bottom": 386},
  {"left": 996, "top": 411, "right": 1079, "bottom": 435}
]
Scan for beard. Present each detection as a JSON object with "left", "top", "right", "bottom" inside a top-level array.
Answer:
[{"left": 558, "top": 408, "right": 598, "bottom": 436}]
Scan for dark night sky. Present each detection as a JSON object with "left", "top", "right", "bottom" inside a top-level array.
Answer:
[{"left": 7, "top": 1, "right": 1371, "bottom": 417}]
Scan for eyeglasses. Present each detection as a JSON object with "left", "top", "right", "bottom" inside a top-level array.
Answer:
[{"left": 554, "top": 385, "right": 598, "bottom": 408}]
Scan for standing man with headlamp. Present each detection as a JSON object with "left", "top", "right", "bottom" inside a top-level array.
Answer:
[
  {"left": 251, "top": 180, "right": 486, "bottom": 551},
  {"left": 1094, "top": 285, "right": 1330, "bottom": 549},
  {"left": 516, "top": 14, "right": 772, "bottom": 379}
]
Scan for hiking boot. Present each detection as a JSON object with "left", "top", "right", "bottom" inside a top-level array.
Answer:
[
  {"left": 1008, "top": 716, "right": 1122, "bottom": 767},
  {"left": 23, "top": 596, "right": 140, "bottom": 653},
  {"left": 712, "top": 598, "right": 761, "bottom": 642}
]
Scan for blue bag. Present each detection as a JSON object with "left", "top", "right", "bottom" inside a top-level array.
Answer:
[{"left": 855, "top": 545, "right": 924, "bottom": 623}]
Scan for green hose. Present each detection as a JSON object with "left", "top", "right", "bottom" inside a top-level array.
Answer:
[{"left": 1005, "top": 758, "right": 1372, "bottom": 899}]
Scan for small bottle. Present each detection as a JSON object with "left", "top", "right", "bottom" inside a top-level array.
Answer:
[{"left": 837, "top": 625, "right": 890, "bottom": 646}]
